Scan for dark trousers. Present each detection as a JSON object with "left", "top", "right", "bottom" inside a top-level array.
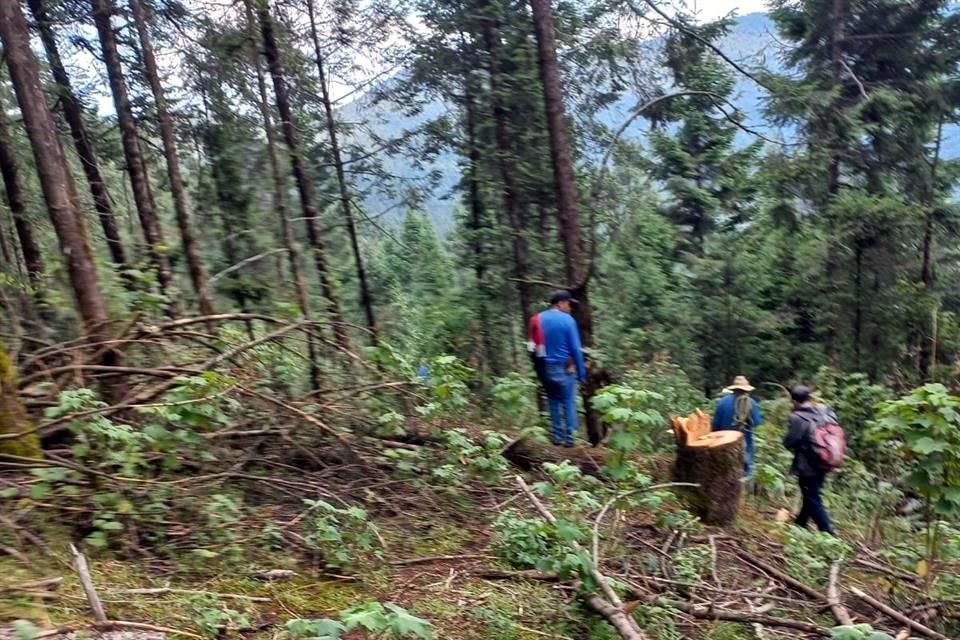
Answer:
[{"left": 796, "top": 473, "right": 834, "bottom": 534}]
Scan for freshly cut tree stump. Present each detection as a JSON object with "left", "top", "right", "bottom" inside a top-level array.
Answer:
[{"left": 671, "top": 410, "right": 743, "bottom": 525}]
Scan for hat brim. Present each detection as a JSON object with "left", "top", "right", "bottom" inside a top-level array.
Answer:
[{"left": 724, "top": 384, "right": 755, "bottom": 393}]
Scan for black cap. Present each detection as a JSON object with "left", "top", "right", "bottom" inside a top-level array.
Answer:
[
  {"left": 550, "top": 289, "right": 579, "bottom": 305},
  {"left": 790, "top": 385, "right": 811, "bottom": 403}
]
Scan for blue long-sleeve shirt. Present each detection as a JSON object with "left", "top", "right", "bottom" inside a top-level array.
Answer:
[
  {"left": 537, "top": 309, "right": 587, "bottom": 381},
  {"left": 712, "top": 393, "right": 761, "bottom": 431}
]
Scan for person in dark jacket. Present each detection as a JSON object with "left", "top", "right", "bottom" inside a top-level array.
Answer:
[{"left": 783, "top": 385, "right": 835, "bottom": 535}]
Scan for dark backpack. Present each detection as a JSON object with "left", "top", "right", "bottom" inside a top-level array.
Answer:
[{"left": 807, "top": 407, "right": 847, "bottom": 471}]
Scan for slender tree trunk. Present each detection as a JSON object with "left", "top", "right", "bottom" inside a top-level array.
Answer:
[
  {"left": 528, "top": 0, "right": 603, "bottom": 445},
  {"left": 306, "top": 0, "right": 377, "bottom": 344},
  {"left": 822, "top": 0, "right": 847, "bottom": 365},
  {"left": 920, "top": 116, "right": 943, "bottom": 291},
  {"left": 258, "top": 4, "right": 350, "bottom": 352},
  {"left": 244, "top": 0, "right": 319, "bottom": 389},
  {"left": 460, "top": 67, "right": 497, "bottom": 377},
  {"left": 129, "top": 0, "right": 214, "bottom": 316},
  {"left": 90, "top": 0, "right": 174, "bottom": 304},
  {"left": 853, "top": 243, "right": 863, "bottom": 371},
  {"left": 826, "top": 0, "right": 846, "bottom": 199},
  {"left": 0, "top": 0, "right": 125, "bottom": 399},
  {"left": 0, "top": 208, "right": 12, "bottom": 269},
  {"left": 0, "top": 97, "right": 45, "bottom": 287},
  {"left": 482, "top": 16, "right": 531, "bottom": 326},
  {"left": 917, "top": 116, "right": 943, "bottom": 380},
  {"left": 27, "top": 0, "right": 131, "bottom": 280}
]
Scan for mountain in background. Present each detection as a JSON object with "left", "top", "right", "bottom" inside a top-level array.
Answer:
[{"left": 346, "top": 12, "right": 960, "bottom": 231}]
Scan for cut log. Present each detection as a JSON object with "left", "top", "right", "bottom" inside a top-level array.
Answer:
[
  {"left": 502, "top": 437, "right": 607, "bottom": 476},
  {"left": 671, "top": 412, "right": 742, "bottom": 525}
]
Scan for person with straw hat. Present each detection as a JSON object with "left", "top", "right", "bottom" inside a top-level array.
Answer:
[{"left": 712, "top": 375, "right": 762, "bottom": 478}]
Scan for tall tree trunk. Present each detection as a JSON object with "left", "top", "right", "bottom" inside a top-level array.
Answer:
[
  {"left": 0, "top": 0, "right": 124, "bottom": 398},
  {"left": 90, "top": 0, "right": 174, "bottom": 304},
  {"left": 481, "top": 16, "right": 531, "bottom": 327},
  {"left": 528, "top": 0, "right": 603, "bottom": 445},
  {"left": 822, "top": 0, "right": 847, "bottom": 365},
  {"left": 129, "top": 0, "right": 214, "bottom": 316},
  {"left": 853, "top": 243, "right": 863, "bottom": 371},
  {"left": 918, "top": 116, "right": 943, "bottom": 380},
  {"left": 243, "top": 0, "right": 319, "bottom": 389},
  {"left": 0, "top": 97, "right": 45, "bottom": 288},
  {"left": 305, "top": 0, "right": 377, "bottom": 345},
  {"left": 460, "top": 66, "right": 497, "bottom": 377},
  {"left": 27, "top": 0, "right": 131, "bottom": 279},
  {"left": 258, "top": 4, "right": 350, "bottom": 352}
]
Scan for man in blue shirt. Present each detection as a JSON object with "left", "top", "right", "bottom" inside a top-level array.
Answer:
[
  {"left": 711, "top": 375, "right": 761, "bottom": 478},
  {"left": 529, "top": 290, "right": 587, "bottom": 447}
]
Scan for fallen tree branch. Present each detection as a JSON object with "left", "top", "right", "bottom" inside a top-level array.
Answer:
[
  {"left": 586, "top": 589, "right": 649, "bottom": 640},
  {"left": 389, "top": 554, "right": 496, "bottom": 566},
  {"left": 71, "top": 544, "right": 106, "bottom": 623},
  {"left": 113, "top": 587, "right": 270, "bottom": 602},
  {"left": 515, "top": 475, "right": 649, "bottom": 640},
  {"left": 592, "top": 483, "right": 699, "bottom": 568},
  {"left": 729, "top": 545, "right": 830, "bottom": 604},
  {"left": 850, "top": 587, "right": 951, "bottom": 640},
  {"left": 34, "top": 621, "right": 204, "bottom": 640},
  {"left": 828, "top": 561, "right": 854, "bottom": 626},
  {"left": 626, "top": 588, "right": 832, "bottom": 637}
]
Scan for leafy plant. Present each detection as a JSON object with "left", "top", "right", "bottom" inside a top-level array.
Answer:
[
  {"left": 301, "top": 499, "right": 383, "bottom": 570},
  {"left": 830, "top": 624, "right": 894, "bottom": 640},
  {"left": 433, "top": 428, "right": 509, "bottom": 485},
  {"left": 871, "top": 384, "right": 960, "bottom": 582},
  {"left": 186, "top": 595, "right": 251, "bottom": 637},
  {"left": 286, "top": 602, "right": 432, "bottom": 639},
  {"left": 782, "top": 526, "right": 851, "bottom": 586},
  {"left": 591, "top": 384, "right": 665, "bottom": 479}
]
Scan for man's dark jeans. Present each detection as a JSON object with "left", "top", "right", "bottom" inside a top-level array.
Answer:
[{"left": 796, "top": 472, "right": 834, "bottom": 535}]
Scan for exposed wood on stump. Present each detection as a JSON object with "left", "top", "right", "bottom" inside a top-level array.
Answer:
[{"left": 671, "top": 411, "right": 743, "bottom": 525}]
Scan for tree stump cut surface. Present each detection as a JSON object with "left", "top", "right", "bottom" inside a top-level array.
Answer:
[{"left": 671, "top": 410, "right": 743, "bottom": 526}]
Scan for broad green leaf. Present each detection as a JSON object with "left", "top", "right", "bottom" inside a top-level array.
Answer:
[
  {"left": 908, "top": 436, "right": 946, "bottom": 455},
  {"left": 341, "top": 602, "right": 389, "bottom": 632},
  {"left": 385, "top": 603, "right": 433, "bottom": 638}
]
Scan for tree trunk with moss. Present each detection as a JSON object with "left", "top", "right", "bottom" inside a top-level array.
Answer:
[{"left": 0, "top": 343, "right": 41, "bottom": 459}]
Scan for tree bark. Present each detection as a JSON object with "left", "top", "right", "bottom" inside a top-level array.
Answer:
[
  {"left": 90, "top": 0, "right": 174, "bottom": 303},
  {"left": 0, "top": 0, "right": 123, "bottom": 399},
  {"left": 0, "top": 95, "right": 45, "bottom": 287},
  {"left": 671, "top": 412, "right": 743, "bottom": 525},
  {"left": 528, "top": 0, "right": 584, "bottom": 288},
  {"left": 258, "top": 4, "right": 350, "bottom": 352},
  {"left": 27, "top": 0, "right": 131, "bottom": 279},
  {"left": 0, "top": 342, "right": 42, "bottom": 459},
  {"left": 306, "top": 0, "right": 377, "bottom": 345},
  {"left": 481, "top": 15, "right": 532, "bottom": 326},
  {"left": 243, "top": 0, "right": 319, "bottom": 390},
  {"left": 129, "top": 0, "right": 214, "bottom": 317},
  {"left": 459, "top": 59, "right": 499, "bottom": 376},
  {"left": 528, "top": 0, "right": 603, "bottom": 444}
]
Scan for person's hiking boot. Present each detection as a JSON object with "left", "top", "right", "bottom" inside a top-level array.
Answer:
[{"left": 563, "top": 441, "right": 575, "bottom": 448}]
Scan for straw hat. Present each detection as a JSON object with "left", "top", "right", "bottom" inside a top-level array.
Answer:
[{"left": 724, "top": 375, "right": 755, "bottom": 393}]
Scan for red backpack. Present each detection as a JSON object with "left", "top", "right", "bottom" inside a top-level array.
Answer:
[{"left": 809, "top": 407, "right": 847, "bottom": 471}]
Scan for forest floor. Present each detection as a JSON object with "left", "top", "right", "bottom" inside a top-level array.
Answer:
[{"left": 0, "top": 441, "right": 924, "bottom": 640}]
